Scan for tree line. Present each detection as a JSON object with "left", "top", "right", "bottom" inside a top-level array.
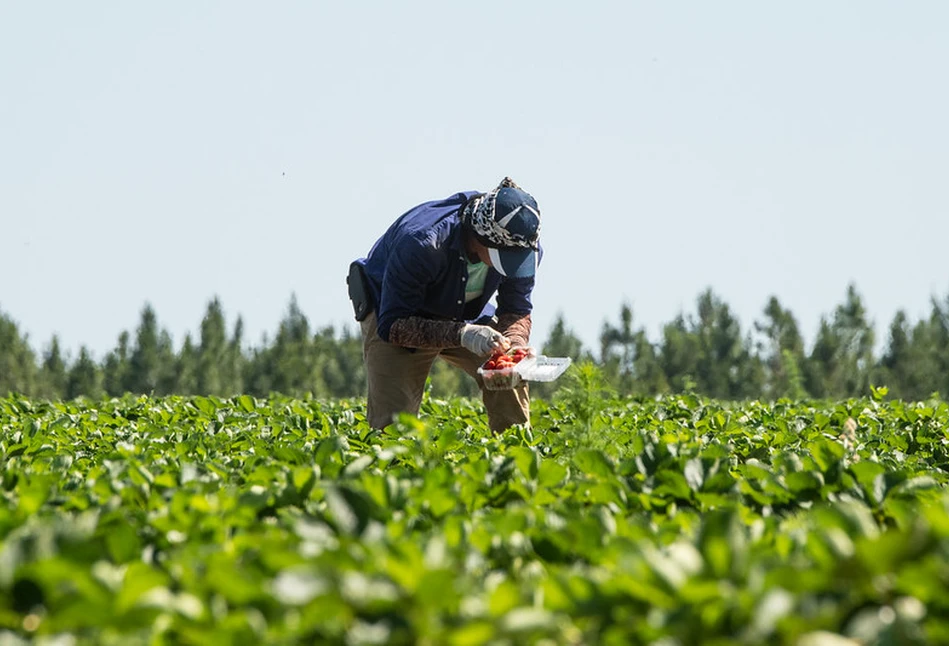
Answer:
[{"left": 2, "top": 284, "right": 948, "bottom": 402}]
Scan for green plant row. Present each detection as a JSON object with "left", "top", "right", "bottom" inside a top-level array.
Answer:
[{"left": 1, "top": 388, "right": 948, "bottom": 645}]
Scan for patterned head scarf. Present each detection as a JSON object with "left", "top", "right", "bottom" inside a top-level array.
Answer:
[
  {"left": 463, "top": 177, "right": 541, "bottom": 249},
  {"left": 462, "top": 177, "right": 541, "bottom": 277}
]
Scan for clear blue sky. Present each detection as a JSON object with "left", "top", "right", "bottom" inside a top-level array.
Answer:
[{"left": 2, "top": 2, "right": 948, "bottom": 361}]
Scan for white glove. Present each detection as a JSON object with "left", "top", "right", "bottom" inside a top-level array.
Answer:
[{"left": 460, "top": 324, "right": 508, "bottom": 356}]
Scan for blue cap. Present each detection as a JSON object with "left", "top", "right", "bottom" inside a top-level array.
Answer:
[{"left": 487, "top": 244, "right": 538, "bottom": 278}]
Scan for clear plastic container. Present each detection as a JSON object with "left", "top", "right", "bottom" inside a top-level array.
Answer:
[{"left": 478, "top": 355, "right": 572, "bottom": 391}]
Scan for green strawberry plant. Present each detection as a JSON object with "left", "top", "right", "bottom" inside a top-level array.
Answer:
[{"left": 1, "top": 390, "right": 948, "bottom": 645}]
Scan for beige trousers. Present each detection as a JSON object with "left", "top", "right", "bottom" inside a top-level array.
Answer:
[{"left": 359, "top": 311, "right": 530, "bottom": 432}]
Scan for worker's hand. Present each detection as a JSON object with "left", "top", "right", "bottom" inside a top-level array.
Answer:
[{"left": 460, "top": 324, "right": 510, "bottom": 356}]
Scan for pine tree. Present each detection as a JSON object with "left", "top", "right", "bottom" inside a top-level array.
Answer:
[
  {"left": 600, "top": 304, "right": 636, "bottom": 390},
  {"left": 0, "top": 309, "right": 37, "bottom": 396},
  {"left": 176, "top": 334, "right": 199, "bottom": 395},
  {"left": 66, "top": 346, "right": 103, "bottom": 400},
  {"left": 544, "top": 312, "right": 588, "bottom": 362},
  {"left": 320, "top": 325, "right": 366, "bottom": 398},
  {"left": 197, "top": 298, "right": 229, "bottom": 395},
  {"left": 103, "top": 331, "right": 131, "bottom": 396},
  {"left": 926, "top": 293, "right": 949, "bottom": 398},
  {"left": 691, "top": 289, "right": 761, "bottom": 399},
  {"left": 806, "top": 284, "right": 875, "bottom": 398},
  {"left": 755, "top": 296, "right": 807, "bottom": 399},
  {"left": 227, "top": 316, "right": 246, "bottom": 394},
  {"left": 658, "top": 314, "right": 701, "bottom": 394},
  {"left": 600, "top": 303, "right": 659, "bottom": 396},
  {"left": 271, "top": 295, "right": 318, "bottom": 396},
  {"left": 38, "top": 335, "right": 68, "bottom": 399},
  {"left": 127, "top": 304, "right": 162, "bottom": 394}
]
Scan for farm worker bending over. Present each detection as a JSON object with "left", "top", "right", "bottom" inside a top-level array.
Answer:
[{"left": 347, "top": 177, "right": 543, "bottom": 432}]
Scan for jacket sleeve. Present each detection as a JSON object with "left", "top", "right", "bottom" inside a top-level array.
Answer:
[
  {"left": 375, "top": 234, "right": 442, "bottom": 342},
  {"left": 495, "top": 275, "right": 534, "bottom": 317}
]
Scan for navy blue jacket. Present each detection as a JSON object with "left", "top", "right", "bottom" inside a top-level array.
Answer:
[{"left": 355, "top": 191, "right": 538, "bottom": 342}]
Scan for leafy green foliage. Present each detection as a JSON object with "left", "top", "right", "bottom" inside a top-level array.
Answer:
[{"left": 2, "top": 393, "right": 949, "bottom": 644}]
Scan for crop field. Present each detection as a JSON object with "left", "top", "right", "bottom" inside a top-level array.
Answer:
[{"left": 2, "top": 377, "right": 949, "bottom": 645}]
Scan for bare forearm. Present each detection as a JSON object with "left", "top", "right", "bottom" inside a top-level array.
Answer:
[
  {"left": 388, "top": 317, "right": 465, "bottom": 349},
  {"left": 498, "top": 313, "right": 531, "bottom": 348}
]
